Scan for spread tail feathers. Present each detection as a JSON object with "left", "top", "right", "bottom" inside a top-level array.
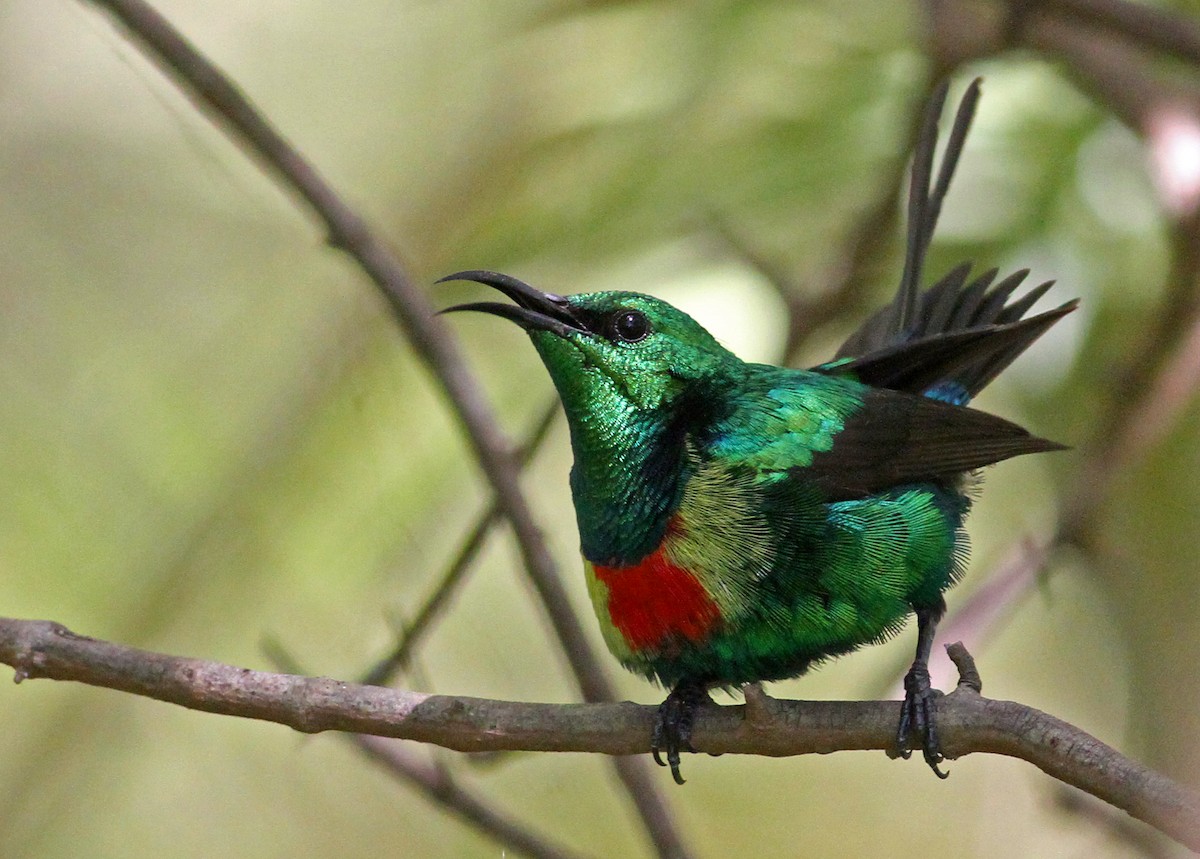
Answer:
[{"left": 824, "top": 77, "right": 1076, "bottom": 402}]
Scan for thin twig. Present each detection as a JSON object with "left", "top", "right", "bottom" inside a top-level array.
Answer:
[
  {"left": 81, "top": 3, "right": 690, "bottom": 856},
  {"left": 268, "top": 645, "right": 588, "bottom": 859},
  {"left": 364, "top": 399, "right": 560, "bottom": 688},
  {"left": 356, "top": 739, "right": 594, "bottom": 859},
  {"left": 5, "top": 618, "right": 1200, "bottom": 852}
]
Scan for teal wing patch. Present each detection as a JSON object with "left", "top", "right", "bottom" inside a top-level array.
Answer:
[{"left": 705, "top": 371, "right": 866, "bottom": 483}]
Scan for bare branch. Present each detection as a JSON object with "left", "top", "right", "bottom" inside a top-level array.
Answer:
[
  {"left": 80, "top": 2, "right": 689, "bottom": 855},
  {"left": 1043, "top": 0, "right": 1200, "bottom": 67},
  {"left": 4, "top": 618, "right": 1199, "bottom": 851},
  {"left": 271, "top": 630, "right": 591, "bottom": 859},
  {"left": 80, "top": 0, "right": 596, "bottom": 696},
  {"left": 354, "top": 739, "right": 595, "bottom": 859}
]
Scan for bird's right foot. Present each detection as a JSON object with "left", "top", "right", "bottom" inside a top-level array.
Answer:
[{"left": 651, "top": 681, "right": 711, "bottom": 785}]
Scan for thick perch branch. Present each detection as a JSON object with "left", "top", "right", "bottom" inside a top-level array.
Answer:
[{"left": 3, "top": 618, "right": 1198, "bottom": 851}]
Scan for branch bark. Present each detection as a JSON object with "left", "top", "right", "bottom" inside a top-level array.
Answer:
[{"left": 4, "top": 618, "right": 1199, "bottom": 852}]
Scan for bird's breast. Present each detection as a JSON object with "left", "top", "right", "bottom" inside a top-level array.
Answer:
[{"left": 584, "top": 516, "right": 722, "bottom": 656}]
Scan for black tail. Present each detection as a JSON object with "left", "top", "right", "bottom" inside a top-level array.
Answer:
[{"left": 822, "top": 78, "right": 1076, "bottom": 403}]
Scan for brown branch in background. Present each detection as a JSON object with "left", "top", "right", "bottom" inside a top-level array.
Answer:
[
  {"left": 81, "top": 2, "right": 690, "bottom": 857},
  {"left": 356, "top": 739, "right": 593, "bottom": 859},
  {"left": 267, "top": 647, "right": 586, "bottom": 859},
  {"left": 1043, "top": 0, "right": 1200, "bottom": 67},
  {"left": 80, "top": 0, "right": 591, "bottom": 692},
  {"left": 364, "top": 399, "right": 560, "bottom": 688},
  {"left": 5, "top": 618, "right": 1200, "bottom": 852}
]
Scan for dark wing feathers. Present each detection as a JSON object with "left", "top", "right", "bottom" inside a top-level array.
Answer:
[
  {"left": 806, "top": 388, "right": 1065, "bottom": 501},
  {"left": 946, "top": 270, "right": 994, "bottom": 330},
  {"left": 975, "top": 269, "right": 1028, "bottom": 323}
]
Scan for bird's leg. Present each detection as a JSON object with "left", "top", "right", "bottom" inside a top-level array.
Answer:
[
  {"left": 897, "top": 600, "right": 948, "bottom": 778},
  {"left": 651, "top": 679, "right": 711, "bottom": 785}
]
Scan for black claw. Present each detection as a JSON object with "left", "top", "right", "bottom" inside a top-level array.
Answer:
[
  {"left": 897, "top": 661, "right": 949, "bottom": 778},
  {"left": 651, "top": 682, "right": 710, "bottom": 785}
]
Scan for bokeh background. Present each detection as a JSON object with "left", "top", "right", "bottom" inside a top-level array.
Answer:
[{"left": 2, "top": 1, "right": 1198, "bottom": 856}]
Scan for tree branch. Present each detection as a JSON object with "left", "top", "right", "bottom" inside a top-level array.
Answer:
[
  {"left": 1043, "top": 0, "right": 1200, "bottom": 67},
  {"left": 355, "top": 739, "right": 593, "bottom": 859},
  {"left": 363, "top": 399, "right": 560, "bottom": 689},
  {"left": 4, "top": 618, "right": 1199, "bottom": 851}
]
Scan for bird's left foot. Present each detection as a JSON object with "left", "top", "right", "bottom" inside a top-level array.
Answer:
[
  {"left": 897, "top": 661, "right": 948, "bottom": 779},
  {"left": 651, "top": 681, "right": 711, "bottom": 785}
]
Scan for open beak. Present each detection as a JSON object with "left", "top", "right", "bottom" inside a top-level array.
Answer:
[{"left": 438, "top": 270, "right": 586, "bottom": 338}]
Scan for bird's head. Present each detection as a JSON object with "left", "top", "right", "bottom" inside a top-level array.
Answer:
[{"left": 440, "top": 271, "right": 739, "bottom": 417}]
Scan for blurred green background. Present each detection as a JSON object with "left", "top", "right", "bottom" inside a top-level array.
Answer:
[{"left": 1, "top": 1, "right": 1196, "bottom": 856}]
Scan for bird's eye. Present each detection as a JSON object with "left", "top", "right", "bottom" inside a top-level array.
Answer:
[{"left": 610, "top": 310, "right": 650, "bottom": 343}]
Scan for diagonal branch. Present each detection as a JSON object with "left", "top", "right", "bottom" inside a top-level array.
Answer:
[
  {"left": 4, "top": 618, "right": 1200, "bottom": 852},
  {"left": 269, "top": 645, "right": 590, "bottom": 859},
  {"left": 80, "top": 0, "right": 595, "bottom": 696},
  {"left": 1043, "top": 0, "right": 1200, "bottom": 67},
  {"left": 80, "top": 2, "right": 689, "bottom": 856},
  {"left": 355, "top": 739, "right": 593, "bottom": 859}
]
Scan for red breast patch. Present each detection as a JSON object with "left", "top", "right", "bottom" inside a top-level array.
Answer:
[{"left": 593, "top": 543, "right": 721, "bottom": 652}]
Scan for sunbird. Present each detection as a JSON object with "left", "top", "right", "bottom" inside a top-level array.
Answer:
[{"left": 441, "top": 79, "right": 1076, "bottom": 783}]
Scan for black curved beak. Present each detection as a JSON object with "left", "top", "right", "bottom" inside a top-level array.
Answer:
[{"left": 437, "top": 270, "right": 586, "bottom": 338}]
